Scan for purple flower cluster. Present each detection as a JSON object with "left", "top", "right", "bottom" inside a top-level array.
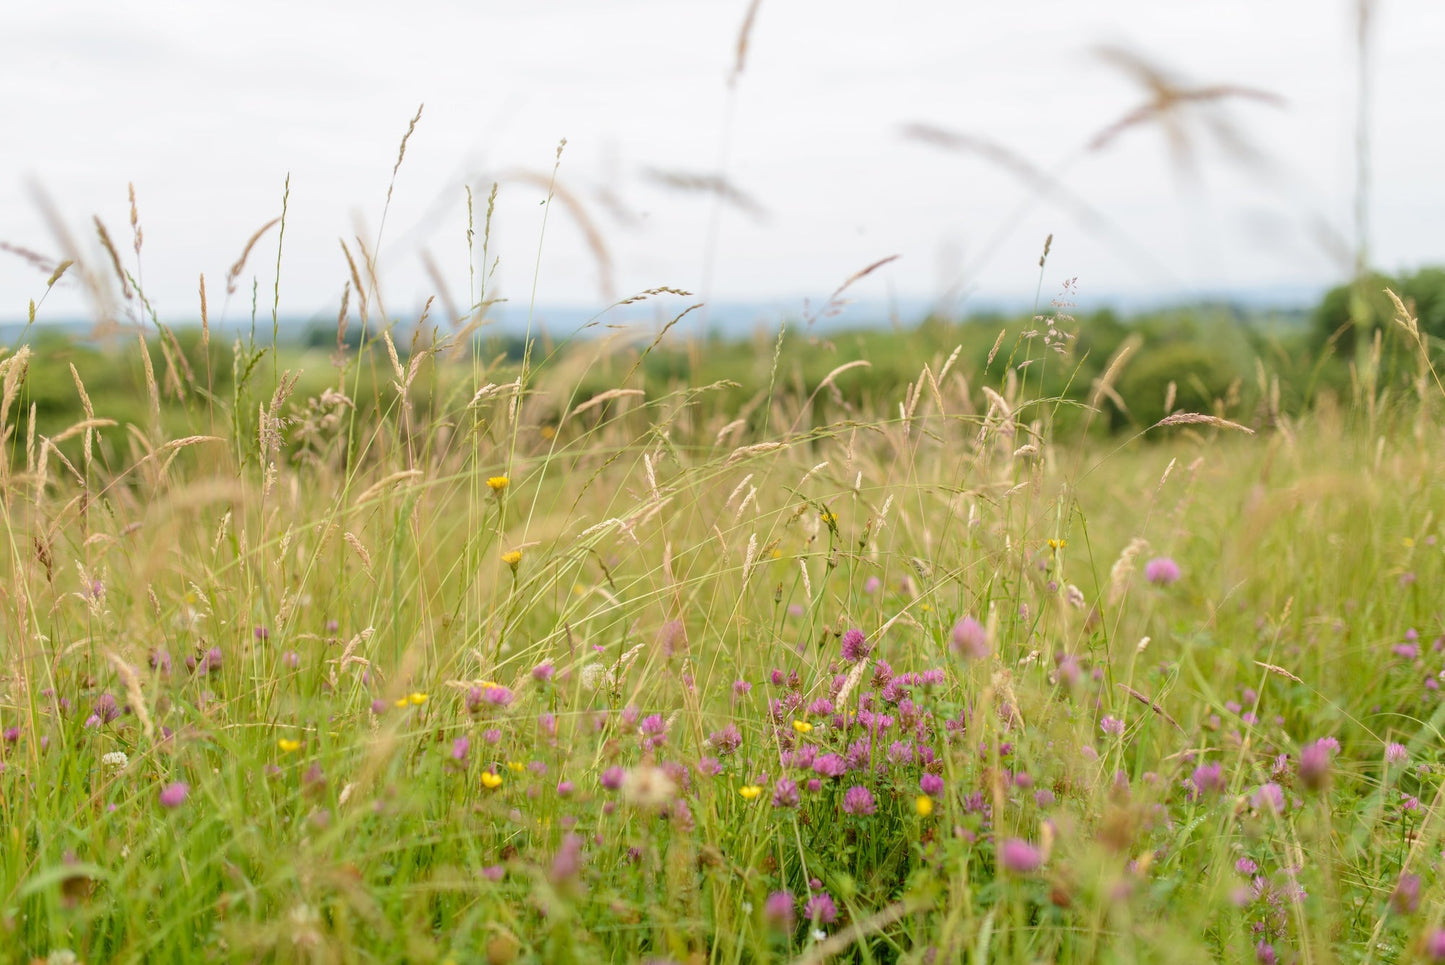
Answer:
[
  {"left": 841, "top": 785, "right": 876, "bottom": 816},
  {"left": 1144, "top": 556, "right": 1181, "bottom": 586},
  {"left": 841, "top": 628, "right": 871, "bottom": 663},
  {"left": 951, "top": 617, "right": 989, "bottom": 660},
  {"left": 709, "top": 724, "right": 742, "bottom": 755}
]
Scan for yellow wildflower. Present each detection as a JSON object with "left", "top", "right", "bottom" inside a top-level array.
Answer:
[
  {"left": 502, "top": 549, "right": 523, "bottom": 572},
  {"left": 394, "top": 696, "right": 410, "bottom": 709},
  {"left": 1048, "top": 538, "right": 1067, "bottom": 550},
  {"left": 408, "top": 692, "right": 428, "bottom": 706},
  {"left": 481, "top": 771, "right": 503, "bottom": 789},
  {"left": 277, "top": 738, "right": 302, "bottom": 753},
  {"left": 487, "top": 476, "right": 510, "bottom": 494},
  {"left": 792, "top": 720, "right": 813, "bottom": 734},
  {"left": 915, "top": 795, "right": 934, "bottom": 817},
  {"left": 739, "top": 785, "right": 762, "bottom": 801},
  {"left": 506, "top": 760, "right": 526, "bottom": 774}
]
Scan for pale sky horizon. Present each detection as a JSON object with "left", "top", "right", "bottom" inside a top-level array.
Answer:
[{"left": 4, "top": 0, "right": 1443, "bottom": 330}]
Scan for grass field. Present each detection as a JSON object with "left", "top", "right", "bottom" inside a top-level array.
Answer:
[
  {"left": 3, "top": 123, "right": 1445, "bottom": 961},
  {"left": 3, "top": 262, "right": 1444, "bottom": 964}
]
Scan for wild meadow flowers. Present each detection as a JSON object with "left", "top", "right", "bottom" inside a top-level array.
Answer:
[
  {"left": 157, "top": 782, "right": 189, "bottom": 809},
  {"left": 1144, "top": 555, "right": 1182, "bottom": 586},
  {"left": 6, "top": 248, "right": 1445, "bottom": 963}
]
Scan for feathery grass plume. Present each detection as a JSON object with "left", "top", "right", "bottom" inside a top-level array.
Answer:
[
  {"left": 496, "top": 167, "right": 615, "bottom": 300},
  {"left": 1087, "top": 45, "right": 1285, "bottom": 175},
  {"left": 1255, "top": 661, "right": 1303, "bottom": 684},
  {"left": 1090, "top": 334, "right": 1141, "bottom": 418},
  {"left": 641, "top": 168, "right": 768, "bottom": 220},
  {"left": 1117, "top": 684, "right": 1185, "bottom": 733},
  {"left": 127, "top": 182, "right": 142, "bottom": 255},
  {"left": 729, "top": 0, "right": 764, "bottom": 86},
  {"left": 224, "top": 216, "right": 281, "bottom": 297},
  {"left": 270, "top": 174, "right": 290, "bottom": 351},
  {"left": 344, "top": 532, "right": 373, "bottom": 575},
  {"left": 197, "top": 273, "right": 209, "bottom": 349},
  {"left": 567, "top": 389, "right": 645, "bottom": 423},
  {"left": 901, "top": 125, "right": 1171, "bottom": 283},
  {"left": 803, "top": 255, "right": 899, "bottom": 330},
  {"left": 45, "top": 258, "right": 74, "bottom": 292},
  {"left": 93, "top": 216, "right": 131, "bottom": 300},
  {"left": 386, "top": 105, "right": 423, "bottom": 208},
  {"left": 355, "top": 469, "right": 424, "bottom": 508},
  {"left": 65, "top": 361, "right": 97, "bottom": 476},
  {"left": 137, "top": 331, "right": 160, "bottom": 439},
  {"left": 106, "top": 651, "right": 154, "bottom": 742},
  {"left": 0, "top": 240, "right": 58, "bottom": 274},
  {"left": 1152, "top": 412, "right": 1255, "bottom": 433},
  {"left": 28, "top": 180, "right": 120, "bottom": 332},
  {"left": 1107, "top": 537, "right": 1149, "bottom": 606},
  {"left": 0, "top": 347, "right": 31, "bottom": 480}
]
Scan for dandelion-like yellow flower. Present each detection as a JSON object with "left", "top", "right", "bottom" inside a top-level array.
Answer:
[
  {"left": 739, "top": 785, "right": 763, "bottom": 801},
  {"left": 502, "top": 549, "right": 523, "bottom": 572},
  {"left": 408, "top": 692, "right": 429, "bottom": 706},
  {"left": 1048, "top": 538, "right": 1067, "bottom": 550},
  {"left": 481, "top": 771, "right": 503, "bottom": 789},
  {"left": 819, "top": 510, "right": 838, "bottom": 526},
  {"left": 487, "top": 476, "right": 510, "bottom": 494},
  {"left": 915, "top": 795, "right": 934, "bottom": 817},
  {"left": 278, "top": 738, "right": 302, "bottom": 753},
  {"left": 506, "top": 761, "right": 526, "bottom": 774},
  {"left": 792, "top": 720, "right": 813, "bottom": 734},
  {"left": 394, "top": 696, "right": 410, "bottom": 709}
]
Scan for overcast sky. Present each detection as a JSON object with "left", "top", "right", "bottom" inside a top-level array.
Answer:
[{"left": 3, "top": 0, "right": 1443, "bottom": 329}]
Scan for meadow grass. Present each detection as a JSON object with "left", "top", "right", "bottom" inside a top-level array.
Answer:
[{"left": 4, "top": 208, "right": 1445, "bottom": 965}]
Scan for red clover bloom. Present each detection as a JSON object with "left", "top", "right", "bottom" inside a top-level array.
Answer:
[
  {"left": 842, "top": 785, "right": 876, "bottom": 816},
  {"left": 772, "top": 777, "right": 800, "bottom": 808},
  {"left": 841, "top": 628, "right": 870, "bottom": 663},
  {"left": 1427, "top": 930, "right": 1445, "bottom": 962},
  {"left": 764, "top": 890, "right": 796, "bottom": 929},
  {"left": 999, "top": 838, "right": 1043, "bottom": 874},
  {"left": 1144, "top": 557, "right": 1181, "bottom": 586},
  {"left": 804, "top": 893, "right": 837, "bottom": 925},
  {"left": 1299, "top": 739, "right": 1333, "bottom": 791},
  {"left": 951, "top": 617, "right": 989, "bottom": 660},
  {"left": 159, "top": 782, "right": 189, "bottom": 809}
]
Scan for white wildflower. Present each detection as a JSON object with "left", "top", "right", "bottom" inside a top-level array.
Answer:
[{"left": 620, "top": 765, "right": 676, "bottom": 809}]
